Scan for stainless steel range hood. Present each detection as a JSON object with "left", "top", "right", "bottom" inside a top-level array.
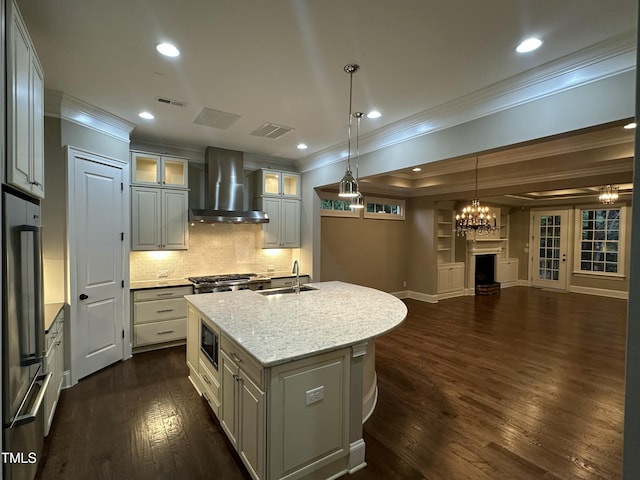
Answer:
[{"left": 189, "top": 147, "right": 269, "bottom": 224}]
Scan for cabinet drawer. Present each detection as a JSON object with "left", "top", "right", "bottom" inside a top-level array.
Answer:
[
  {"left": 134, "top": 297, "right": 186, "bottom": 324},
  {"left": 221, "top": 335, "right": 263, "bottom": 388},
  {"left": 199, "top": 358, "right": 221, "bottom": 418},
  {"left": 133, "top": 285, "right": 192, "bottom": 302},
  {"left": 134, "top": 318, "right": 186, "bottom": 346}
]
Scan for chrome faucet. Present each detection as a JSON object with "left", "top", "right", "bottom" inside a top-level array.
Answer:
[{"left": 292, "top": 260, "right": 300, "bottom": 294}]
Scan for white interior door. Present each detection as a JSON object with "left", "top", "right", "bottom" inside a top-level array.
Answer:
[
  {"left": 530, "top": 209, "right": 570, "bottom": 290},
  {"left": 70, "top": 151, "right": 125, "bottom": 382}
]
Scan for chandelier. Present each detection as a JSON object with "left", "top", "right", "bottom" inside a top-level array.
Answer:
[
  {"left": 338, "top": 64, "right": 360, "bottom": 198},
  {"left": 456, "top": 156, "right": 497, "bottom": 236},
  {"left": 599, "top": 184, "right": 619, "bottom": 205}
]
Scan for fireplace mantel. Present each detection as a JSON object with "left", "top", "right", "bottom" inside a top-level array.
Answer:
[{"left": 466, "top": 239, "right": 505, "bottom": 256}]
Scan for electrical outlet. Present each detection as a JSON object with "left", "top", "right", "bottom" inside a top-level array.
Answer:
[
  {"left": 403, "top": 280, "right": 407, "bottom": 287},
  {"left": 267, "top": 265, "right": 275, "bottom": 272},
  {"left": 158, "top": 270, "right": 169, "bottom": 278},
  {"left": 305, "top": 386, "right": 324, "bottom": 405}
]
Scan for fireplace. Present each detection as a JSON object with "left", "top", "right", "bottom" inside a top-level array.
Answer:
[{"left": 475, "top": 254, "right": 500, "bottom": 295}]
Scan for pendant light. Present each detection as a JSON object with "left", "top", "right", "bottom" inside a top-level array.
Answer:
[
  {"left": 455, "top": 156, "right": 497, "bottom": 236},
  {"left": 350, "top": 112, "right": 365, "bottom": 209},
  {"left": 338, "top": 64, "right": 360, "bottom": 197}
]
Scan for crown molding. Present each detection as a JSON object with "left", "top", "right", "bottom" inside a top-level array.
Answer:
[
  {"left": 298, "top": 30, "right": 637, "bottom": 174},
  {"left": 45, "top": 89, "right": 135, "bottom": 143}
]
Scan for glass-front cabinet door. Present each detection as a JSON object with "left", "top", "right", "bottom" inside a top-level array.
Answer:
[
  {"left": 131, "top": 152, "right": 188, "bottom": 188},
  {"left": 258, "top": 169, "right": 300, "bottom": 198}
]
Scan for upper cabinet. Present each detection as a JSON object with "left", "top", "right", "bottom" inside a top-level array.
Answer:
[
  {"left": 253, "top": 169, "right": 301, "bottom": 249},
  {"left": 130, "top": 150, "right": 189, "bottom": 251},
  {"left": 131, "top": 151, "right": 188, "bottom": 189},
  {"left": 255, "top": 169, "right": 300, "bottom": 199},
  {"left": 6, "top": 0, "right": 45, "bottom": 199}
]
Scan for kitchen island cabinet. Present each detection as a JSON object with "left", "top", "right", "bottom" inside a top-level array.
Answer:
[{"left": 185, "top": 281, "right": 406, "bottom": 480}]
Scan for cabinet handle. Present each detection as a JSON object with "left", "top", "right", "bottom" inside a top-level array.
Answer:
[
  {"left": 203, "top": 391, "right": 211, "bottom": 403},
  {"left": 30, "top": 181, "right": 42, "bottom": 187},
  {"left": 155, "top": 292, "right": 174, "bottom": 297},
  {"left": 156, "top": 330, "right": 175, "bottom": 335},
  {"left": 230, "top": 352, "right": 242, "bottom": 363},
  {"left": 202, "top": 374, "right": 211, "bottom": 385},
  {"left": 156, "top": 309, "right": 174, "bottom": 313}
]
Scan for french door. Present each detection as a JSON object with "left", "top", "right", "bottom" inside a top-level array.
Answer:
[{"left": 530, "top": 209, "right": 570, "bottom": 290}]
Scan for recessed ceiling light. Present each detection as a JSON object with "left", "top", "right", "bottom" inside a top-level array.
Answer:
[
  {"left": 367, "top": 110, "right": 381, "bottom": 119},
  {"left": 156, "top": 42, "right": 180, "bottom": 57},
  {"left": 624, "top": 122, "right": 636, "bottom": 129},
  {"left": 412, "top": 167, "right": 422, "bottom": 172},
  {"left": 516, "top": 37, "right": 542, "bottom": 53},
  {"left": 297, "top": 143, "right": 308, "bottom": 150},
  {"left": 138, "top": 111, "right": 155, "bottom": 120}
]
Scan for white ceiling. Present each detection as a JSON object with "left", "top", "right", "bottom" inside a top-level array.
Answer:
[{"left": 17, "top": 0, "right": 638, "bottom": 202}]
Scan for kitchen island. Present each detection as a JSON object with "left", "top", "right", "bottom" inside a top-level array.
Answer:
[{"left": 185, "top": 281, "right": 407, "bottom": 480}]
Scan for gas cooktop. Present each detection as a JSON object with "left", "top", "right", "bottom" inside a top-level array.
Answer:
[{"left": 188, "top": 273, "right": 257, "bottom": 284}]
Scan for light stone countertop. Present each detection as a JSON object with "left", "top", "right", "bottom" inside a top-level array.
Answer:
[
  {"left": 44, "top": 302, "right": 65, "bottom": 333},
  {"left": 130, "top": 278, "right": 194, "bottom": 290},
  {"left": 185, "top": 281, "right": 407, "bottom": 367}
]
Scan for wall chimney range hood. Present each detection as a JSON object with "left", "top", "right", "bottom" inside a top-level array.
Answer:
[{"left": 189, "top": 147, "right": 269, "bottom": 224}]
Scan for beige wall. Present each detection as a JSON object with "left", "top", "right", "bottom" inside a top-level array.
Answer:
[
  {"left": 42, "top": 117, "right": 66, "bottom": 303},
  {"left": 42, "top": 116, "right": 130, "bottom": 303},
  {"left": 506, "top": 207, "right": 531, "bottom": 280},
  {"left": 320, "top": 215, "right": 408, "bottom": 293},
  {"left": 407, "top": 198, "right": 438, "bottom": 295},
  {"left": 130, "top": 223, "right": 294, "bottom": 281}
]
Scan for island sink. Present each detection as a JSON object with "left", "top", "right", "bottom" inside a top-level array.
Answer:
[{"left": 257, "top": 285, "right": 317, "bottom": 296}]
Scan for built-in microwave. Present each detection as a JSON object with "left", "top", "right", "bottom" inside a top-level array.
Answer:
[{"left": 200, "top": 321, "right": 218, "bottom": 370}]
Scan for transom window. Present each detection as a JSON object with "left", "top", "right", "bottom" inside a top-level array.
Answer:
[
  {"left": 364, "top": 197, "right": 405, "bottom": 220},
  {"left": 320, "top": 193, "right": 359, "bottom": 217},
  {"left": 574, "top": 207, "right": 626, "bottom": 276}
]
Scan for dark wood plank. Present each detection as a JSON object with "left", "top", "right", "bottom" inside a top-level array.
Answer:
[{"left": 36, "top": 287, "right": 625, "bottom": 480}]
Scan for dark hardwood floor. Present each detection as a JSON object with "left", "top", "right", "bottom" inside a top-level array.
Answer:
[{"left": 36, "top": 287, "right": 626, "bottom": 480}]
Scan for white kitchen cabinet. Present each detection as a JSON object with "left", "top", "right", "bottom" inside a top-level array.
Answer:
[
  {"left": 254, "top": 168, "right": 300, "bottom": 199},
  {"left": 131, "top": 285, "right": 192, "bottom": 351},
  {"left": 220, "top": 340, "right": 265, "bottom": 480},
  {"left": 131, "top": 151, "right": 189, "bottom": 188},
  {"left": 497, "top": 258, "right": 519, "bottom": 285},
  {"left": 131, "top": 187, "right": 189, "bottom": 250},
  {"left": 257, "top": 197, "right": 300, "bottom": 248},
  {"left": 7, "top": 0, "right": 45, "bottom": 199},
  {"left": 437, "top": 262, "right": 465, "bottom": 294},
  {"left": 44, "top": 308, "right": 64, "bottom": 436}
]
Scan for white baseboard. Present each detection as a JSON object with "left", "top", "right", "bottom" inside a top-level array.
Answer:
[
  {"left": 348, "top": 439, "right": 367, "bottom": 473},
  {"left": 570, "top": 285, "right": 628, "bottom": 299}
]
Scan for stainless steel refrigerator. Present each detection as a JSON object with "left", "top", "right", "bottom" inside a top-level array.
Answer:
[{"left": 2, "top": 189, "right": 51, "bottom": 480}]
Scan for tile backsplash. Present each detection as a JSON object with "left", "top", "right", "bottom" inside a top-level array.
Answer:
[{"left": 130, "top": 223, "right": 294, "bottom": 280}]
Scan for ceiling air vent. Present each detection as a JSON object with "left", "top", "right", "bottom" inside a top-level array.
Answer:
[
  {"left": 193, "top": 107, "right": 241, "bottom": 130},
  {"left": 156, "top": 96, "right": 187, "bottom": 108},
  {"left": 250, "top": 122, "right": 294, "bottom": 140}
]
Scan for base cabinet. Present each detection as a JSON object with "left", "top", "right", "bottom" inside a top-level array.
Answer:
[
  {"left": 44, "top": 308, "right": 64, "bottom": 436},
  {"left": 192, "top": 317, "right": 351, "bottom": 480},
  {"left": 437, "top": 262, "right": 465, "bottom": 294},
  {"left": 132, "top": 286, "right": 192, "bottom": 351},
  {"left": 497, "top": 258, "right": 519, "bottom": 284}
]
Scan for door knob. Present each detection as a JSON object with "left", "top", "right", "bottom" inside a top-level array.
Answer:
[{"left": 79, "top": 293, "right": 88, "bottom": 300}]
